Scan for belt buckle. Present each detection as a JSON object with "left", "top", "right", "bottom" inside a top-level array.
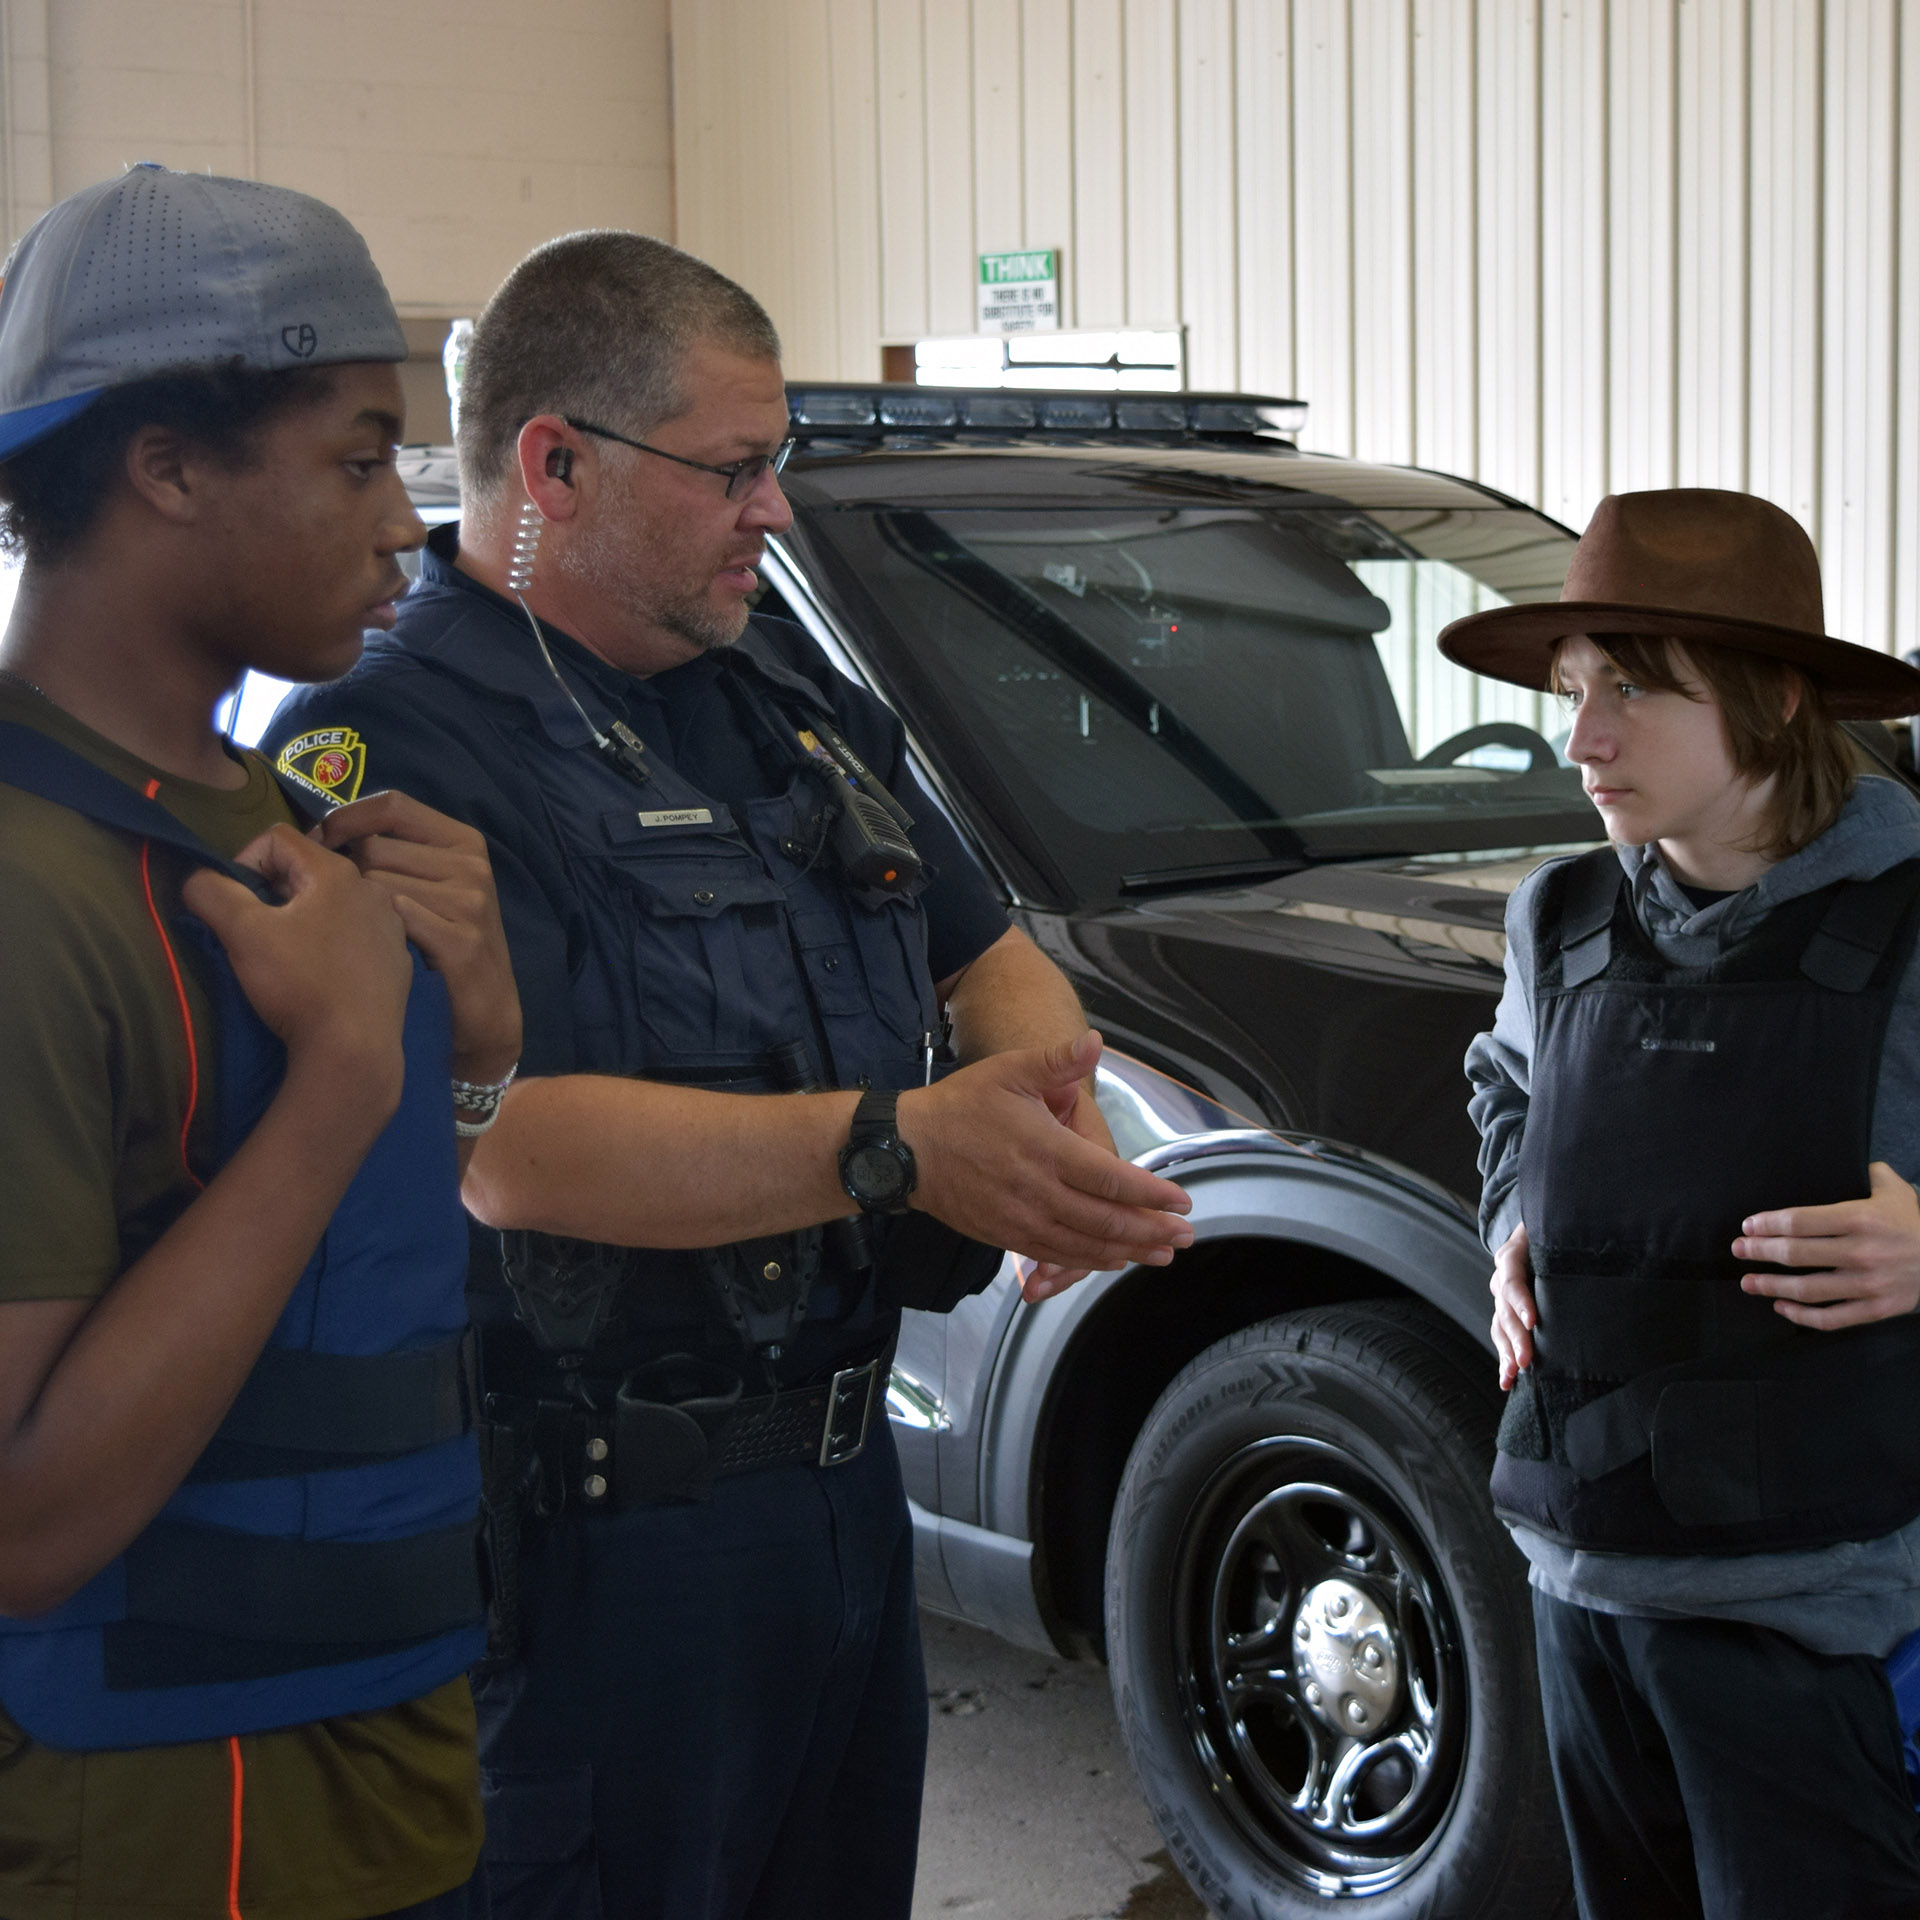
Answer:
[{"left": 819, "top": 1359, "right": 879, "bottom": 1468}]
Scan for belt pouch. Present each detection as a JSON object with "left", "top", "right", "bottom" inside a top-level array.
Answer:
[
  {"left": 613, "top": 1355, "right": 743, "bottom": 1507},
  {"left": 872, "top": 1210, "right": 1006, "bottom": 1314}
]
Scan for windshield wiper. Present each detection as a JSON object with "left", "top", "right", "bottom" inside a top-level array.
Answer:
[{"left": 1119, "top": 856, "right": 1310, "bottom": 896}]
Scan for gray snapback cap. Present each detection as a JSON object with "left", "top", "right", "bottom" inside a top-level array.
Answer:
[{"left": 0, "top": 163, "right": 405, "bottom": 461}]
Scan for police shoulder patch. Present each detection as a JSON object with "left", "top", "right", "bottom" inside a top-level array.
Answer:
[{"left": 276, "top": 726, "right": 367, "bottom": 804}]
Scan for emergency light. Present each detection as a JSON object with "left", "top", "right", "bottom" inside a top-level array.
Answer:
[{"left": 786, "top": 384, "right": 1308, "bottom": 440}]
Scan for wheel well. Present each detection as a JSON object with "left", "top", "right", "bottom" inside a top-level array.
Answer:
[{"left": 1030, "top": 1236, "right": 1407, "bottom": 1656}]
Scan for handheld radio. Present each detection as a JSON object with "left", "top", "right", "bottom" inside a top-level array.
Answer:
[{"left": 796, "top": 727, "right": 925, "bottom": 896}]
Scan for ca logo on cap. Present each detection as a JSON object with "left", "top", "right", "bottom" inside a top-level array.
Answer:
[{"left": 282, "top": 322, "right": 317, "bottom": 358}]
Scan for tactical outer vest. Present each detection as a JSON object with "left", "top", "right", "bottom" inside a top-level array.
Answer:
[
  {"left": 0, "top": 724, "right": 484, "bottom": 1750},
  {"left": 1492, "top": 845, "right": 1920, "bottom": 1556},
  {"left": 471, "top": 635, "right": 944, "bottom": 1377}
]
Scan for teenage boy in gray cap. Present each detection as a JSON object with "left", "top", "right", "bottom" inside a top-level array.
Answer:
[{"left": 0, "top": 165, "right": 519, "bottom": 1920}]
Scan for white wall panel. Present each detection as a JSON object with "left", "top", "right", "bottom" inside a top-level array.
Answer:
[
  {"left": 1071, "top": 0, "right": 1128, "bottom": 327},
  {"left": 1348, "top": 0, "right": 1412, "bottom": 464},
  {"left": 33, "top": 0, "right": 671, "bottom": 315},
  {"left": 1476, "top": 0, "right": 1538, "bottom": 507},
  {"left": 924, "top": 0, "right": 978, "bottom": 334},
  {"left": 754, "top": 0, "right": 808, "bottom": 373},
  {"left": 1123, "top": 0, "right": 1180, "bottom": 324},
  {"left": 1022, "top": 0, "right": 1076, "bottom": 315},
  {"left": 670, "top": 0, "right": 724, "bottom": 274},
  {"left": 877, "top": 0, "right": 930, "bottom": 339},
  {"left": 1538, "top": 0, "right": 1610, "bottom": 533},
  {"left": 1608, "top": 0, "right": 1676, "bottom": 495},
  {"left": 827, "top": 0, "right": 885, "bottom": 377},
  {"left": 1675, "top": 0, "right": 1748, "bottom": 490},
  {"left": 4, "top": 0, "right": 55, "bottom": 240},
  {"left": 1411, "top": 0, "right": 1476, "bottom": 479},
  {"left": 1896, "top": 0, "right": 1920, "bottom": 656},
  {"left": 973, "top": 0, "right": 1026, "bottom": 254},
  {"left": 1820, "top": 0, "right": 1898, "bottom": 651},
  {"left": 671, "top": 0, "right": 1920, "bottom": 652},
  {"left": 1747, "top": 0, "right": 1822, "bottom": 533},
  {"left": 1178, "top": 0, "right": 1238, "bottom": 385},
  {"left": 1292, "top": 0, "right": 1355, "bottom": 452},
  {"left": 1233, "top": 0, "right": 1294, "bottom": 396}
]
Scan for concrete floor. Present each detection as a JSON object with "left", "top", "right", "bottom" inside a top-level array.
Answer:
[{"left": 913, "top": 1611, "right": 1210, "bottom": 1920}]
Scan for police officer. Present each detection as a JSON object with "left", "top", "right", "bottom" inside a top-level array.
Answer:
[
  {"left": 1451, "top": 490, "right": 1920, "bottom": 1918},
  {"left": 266, "top": 231, "right": 1194, "bottom": 1919}
]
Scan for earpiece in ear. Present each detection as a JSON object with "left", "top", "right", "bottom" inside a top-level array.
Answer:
[
  {"left": 508, "top": 498, "right": 541, "bottom": 596},
  {"left": 548, "top": 447, "right": 574, "bottom": 484}
]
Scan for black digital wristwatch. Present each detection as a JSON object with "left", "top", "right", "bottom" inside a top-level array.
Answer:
[{"left": 838, "top": 1087, "right": 918, "bottom": 1215}]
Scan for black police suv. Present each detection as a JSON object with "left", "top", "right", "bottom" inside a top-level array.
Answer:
[
  {"left": 761, "top": 388, "right": 1589, "bottom": 1919},
  {"left": 230, "top": 403, "right": 1587, "bottom": 1917}
]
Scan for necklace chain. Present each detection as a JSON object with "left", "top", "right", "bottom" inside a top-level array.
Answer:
[{"left": 0, "top": 666, "right": 51, "bottom": 702}]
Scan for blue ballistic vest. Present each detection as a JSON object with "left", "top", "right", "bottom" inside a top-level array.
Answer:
[{"left": 0, "top": 723, "right": 484, "bottom": 1750}]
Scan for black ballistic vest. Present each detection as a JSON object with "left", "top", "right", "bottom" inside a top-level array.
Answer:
[
  {"left": 467, "top": 637, "right": 962, "bottom": 1390},
  {"left": 1491, "top": 847, "right": 1920, "bottom": 1555}
]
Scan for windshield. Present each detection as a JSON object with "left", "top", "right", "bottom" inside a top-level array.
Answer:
[{"left": 793, "top": 503, "right": 1592, "bottom": 901}]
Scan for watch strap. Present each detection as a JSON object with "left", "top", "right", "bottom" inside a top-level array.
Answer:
[
  {"left": 847, "top": 1086, "right": 900, "bottom": 1147},
  {"left": 840, "top": 1086, "right": 917, "bottom": 1215}
]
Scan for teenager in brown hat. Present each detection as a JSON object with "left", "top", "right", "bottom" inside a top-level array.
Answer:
[{"left": 1449, "top": 488, "right": 1920, "bottom": 1918}]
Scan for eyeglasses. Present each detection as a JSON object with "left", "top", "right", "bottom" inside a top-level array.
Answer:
[{"left": 563, "top": 417, "right": 796, "bottom": 502}]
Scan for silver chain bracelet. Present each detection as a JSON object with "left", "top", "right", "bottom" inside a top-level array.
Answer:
[{"left": 451, "top": 1062, "right": 517, "bottom": 1138}]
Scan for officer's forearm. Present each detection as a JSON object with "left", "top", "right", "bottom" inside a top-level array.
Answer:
[
  {"left": 941, "top": 925, "right": 1090, "bottom": 1062},
  {"left": 463, "top": 1077, "right": 865, "bottom": 1248}
]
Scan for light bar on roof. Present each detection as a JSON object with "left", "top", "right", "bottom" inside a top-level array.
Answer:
[
  {"left": 914, "top": 328, "right": 1186, "bottom": 392},
  {"left": 785, "top": 386, "right": 1310, "bottom": 438}
]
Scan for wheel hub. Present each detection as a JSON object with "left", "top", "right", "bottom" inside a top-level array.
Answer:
[
  {"left": 1172, "top": 1447, "right": 1466, "bottom": 1895},
  {"left": 1291, "top": 1576, "right": 1400, "bottom": 1737}
]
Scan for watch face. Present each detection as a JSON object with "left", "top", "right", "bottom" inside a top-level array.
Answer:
[{"left": 846, "top": 1142, "right": 911, "bottom": 1203}]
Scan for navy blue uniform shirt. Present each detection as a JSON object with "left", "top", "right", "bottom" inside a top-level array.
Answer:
[
  {"left": 264, "top": 525, "right": 1009, "bottom": 1375},
  {"left": 267, "top": 524, "right": 1008, "bottom": 1081}
]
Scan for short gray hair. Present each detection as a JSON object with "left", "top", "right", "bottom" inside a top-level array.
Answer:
[{"left": 456, "top": 231, "right": 781, "bottom": 501}]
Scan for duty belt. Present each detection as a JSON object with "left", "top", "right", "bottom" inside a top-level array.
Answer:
[{"left": 482, "top": 1351, "right": 884, "bottom": 1519}]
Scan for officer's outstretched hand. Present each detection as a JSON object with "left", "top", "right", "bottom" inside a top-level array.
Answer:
[
  {"left": 1489, "top": 1223, "right": 1535, "bottom": 1390},
  {"left": 900, "top": 1030, "right": 1193, "bottom": 1287},
  {"left": 182, "top": 825, "right": 411, "bottom": 1101},
  {"left": 1010, "top": 1060, "right": 1129, "bottom": 1300},
  {"left": 315, "top": 789, "right": 523, "bottom": 1086},
  {"left": 1734, "top": 1162, "right": 1920, "bottom": 1328}
]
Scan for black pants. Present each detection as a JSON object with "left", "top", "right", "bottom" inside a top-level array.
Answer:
[
  {"left": 375, "top": 1867, "right": 490, "bottom": 1919},
  {"left": 1532, "top": 1588, "right": 1920, "bottom": 1919},
  {"left": 473, "top": 1417, "right": 927, "bottom": 1920}
]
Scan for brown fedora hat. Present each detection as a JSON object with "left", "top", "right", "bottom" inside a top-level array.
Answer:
[{"left": 1437, "top": 488, "right": 1920, "bottom": 720}]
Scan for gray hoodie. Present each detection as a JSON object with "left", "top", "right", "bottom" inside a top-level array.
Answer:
[{"left": 1465, "top": 775, "right": 1920, "bottom": 1655}]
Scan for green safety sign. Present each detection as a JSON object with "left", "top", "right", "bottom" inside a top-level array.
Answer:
[
  {"left": 980, "top": 250, "right": 1055, "bottom": 284},
  {"left": 977, "top": 249, "right": 1060, "bottom": 335}
]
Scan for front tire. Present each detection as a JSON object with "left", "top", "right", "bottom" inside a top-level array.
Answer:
[{"left": 1104, "top": 1301, "right": 1570, "bottom": 1917}]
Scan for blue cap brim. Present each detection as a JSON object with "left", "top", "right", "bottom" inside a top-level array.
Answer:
[{"left": 0, "top": 388, "right": 105, "bottom": 462}]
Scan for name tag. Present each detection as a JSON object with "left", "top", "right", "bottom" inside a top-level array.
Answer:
[{"left": 637, "top": 808, "right": 714, "bottom": 828}]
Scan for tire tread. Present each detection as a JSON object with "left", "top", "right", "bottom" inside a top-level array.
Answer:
[{"left": 1105, "top": 1296, "right": 1571, "bottom": 1919}]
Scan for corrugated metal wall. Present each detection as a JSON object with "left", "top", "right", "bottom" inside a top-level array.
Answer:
[{"left": 672, "top": 0, "right": 1920, "bottom": 656}]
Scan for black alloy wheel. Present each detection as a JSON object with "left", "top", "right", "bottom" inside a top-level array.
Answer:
[{"left": 1105, "top": 1301, "right": 1572, "bottom": 1917}]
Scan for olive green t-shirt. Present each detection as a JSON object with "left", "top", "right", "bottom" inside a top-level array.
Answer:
[{"left": 0, "top": 683, "right": 482, "bottom": 1920}]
